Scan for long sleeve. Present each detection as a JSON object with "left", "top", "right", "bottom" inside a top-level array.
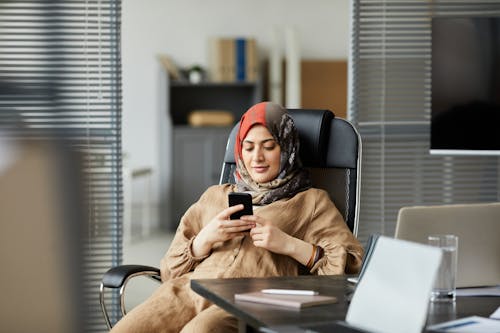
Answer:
[
  {"left": 160, "top": 185, "right": 229, "bottom": 281},
  {"left": 159, "top": 186, "right": 363, "bottom": 282},
  {"left": 301, "top": 189, "right": 364, "bottom": 275}
]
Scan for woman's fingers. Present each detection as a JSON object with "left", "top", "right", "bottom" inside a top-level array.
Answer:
[
  {"left": 219, "top": 204, "right": 244, "bottom": 219},
  {"left": 228, "top": 220, "right": 255, "bottom": 231},
  {"left": 222, "top": 222, "right": 253, "bottom": 233},
  {"left": 214, "top": 216, "right": 254, "bottom": 236}
]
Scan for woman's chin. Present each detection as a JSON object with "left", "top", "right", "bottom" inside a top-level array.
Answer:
[{"left": 251, "top": 175, "right": 273, "bottom": 184}]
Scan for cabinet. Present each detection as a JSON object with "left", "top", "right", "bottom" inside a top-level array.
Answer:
[
  {"left": 172, "top": 126, "right": 232, "bottom": 225},
  {"left": 170, "top": 81, "right": 262, "bottom": 125},
  {"left": 169, "top": 81, "right": 261, "bottom": 229}
]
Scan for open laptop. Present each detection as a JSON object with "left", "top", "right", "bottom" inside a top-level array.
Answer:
[
  {"left": 267, "top": 236, "right": 443, "bottom": 333},
  {"left": 346, "top": 234, "right": 380, "bottom": 286},
  {"left": 394, "top": 202, "right": 500, "bottom": 288}
]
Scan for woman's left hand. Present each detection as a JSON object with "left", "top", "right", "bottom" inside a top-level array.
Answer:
[
  {"left": 243, "top": 215, "right": 292, "bottom": 255},
  {"left": 242, "top": 215, "right": 316, "bottom": 267}
]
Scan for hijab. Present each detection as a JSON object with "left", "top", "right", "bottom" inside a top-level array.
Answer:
[{"left": 234, "top": 102, "right": 311, "bottom": 204}]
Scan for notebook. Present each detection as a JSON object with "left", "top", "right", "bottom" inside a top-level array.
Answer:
[
  {"left": 235, "top": 291, "right": 337, "bottom": 309},
  {"left": 394, "top": 202, "right": 500, "bottom": 288}
]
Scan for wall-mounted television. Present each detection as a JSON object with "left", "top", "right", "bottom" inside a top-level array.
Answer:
[{"left": 431, "top": 16, "right": 500, "bottom": 155}]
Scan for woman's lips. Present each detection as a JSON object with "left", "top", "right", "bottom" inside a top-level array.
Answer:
[{"left": 252, "top": 166, "right": 268, "bottom": 173}]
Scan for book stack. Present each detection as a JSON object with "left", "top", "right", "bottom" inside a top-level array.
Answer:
[{"left": 209, "top": 37, "right": 258, "bottom": 83}]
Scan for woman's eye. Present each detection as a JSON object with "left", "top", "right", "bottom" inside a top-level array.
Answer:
[
  {"left": 264, "top": 145, "right": 275, "bottom": 151},
  {"left": 243, "top": 146, "right": 254, "bottom": 152}
]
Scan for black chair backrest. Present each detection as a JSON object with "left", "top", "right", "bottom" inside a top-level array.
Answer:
[{"left": 219, "top": 109, "right": 361, "bottom": 236}]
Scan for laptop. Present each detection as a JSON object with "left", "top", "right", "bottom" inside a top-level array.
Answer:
[
  {"left": 268, "top": 236, "right": 443, "bottom": 333},
  {"left": 346, "top": 234, "right": 380, "bottom": 285},
  {"left": 394, "top": 202, "right": 500, "bottom": 288}
]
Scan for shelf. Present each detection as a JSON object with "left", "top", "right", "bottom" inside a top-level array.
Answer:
[
  {"left": 170, "top": 80, "right": 258, "bottom": 88},
  {"left": 169, "top": 80, "right": 262, "bottom": 125}
]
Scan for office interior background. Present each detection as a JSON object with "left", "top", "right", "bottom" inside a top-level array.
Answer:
[{"left": 1, "top": 1, "right": 499, "bottom": 332}]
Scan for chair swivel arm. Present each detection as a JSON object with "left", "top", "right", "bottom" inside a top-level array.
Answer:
[
  {"left": 101, "top": 264, "right": 161, "bottom": 288},
  {"left": 99, "top": 264, "right": 161, "bottom": 330}
]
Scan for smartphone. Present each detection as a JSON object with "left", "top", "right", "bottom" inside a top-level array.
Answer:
[{"left": 228, "top": 192, "right": 253, "bottom": 220}]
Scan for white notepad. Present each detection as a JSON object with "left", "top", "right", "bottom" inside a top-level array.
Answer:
[
  {"left": 427, "top": 316, "right": 500, "bottom": 332},
  {"left": 345, "top": 236, "right": 442, "bottom": 333}
]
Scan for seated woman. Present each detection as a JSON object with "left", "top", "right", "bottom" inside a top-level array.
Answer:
[{"left": 110, "top": 102, "right": 364, "bottom": 333}]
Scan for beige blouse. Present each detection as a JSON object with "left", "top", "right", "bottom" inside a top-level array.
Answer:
[
  {"left": 110, "top": 184, "right": 364, "bottom": 333},
  {"left": 160, "top": 184, "right": 363, "bottom": 282}
]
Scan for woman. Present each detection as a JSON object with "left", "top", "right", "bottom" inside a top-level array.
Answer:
[{"left": 110, "top": 102, "right": 363, "bottom": 333}]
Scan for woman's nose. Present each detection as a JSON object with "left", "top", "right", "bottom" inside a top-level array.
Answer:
[{"left": 253, "top": 147, "right": 264, "bottom": 161}]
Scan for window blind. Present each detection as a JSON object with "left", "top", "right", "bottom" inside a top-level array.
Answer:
[
  {"left": 349, "top": 0, "right": 500, "bottom": 244},
  {"left": 0, "top": 1, "right": 122, "bottom": 332}
]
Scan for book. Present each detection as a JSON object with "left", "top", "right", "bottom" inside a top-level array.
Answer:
[
  {"left": 157, "top": 54, "right": 181, "bottom": 80},
  {"left": 209, "top": 37, "right": 258, "bottom": 82},
  {"left": 222, "top": 38, "right": 235, "bottom": 82},
  {"left": 245, "top": 38, "right": 258, "bottom": 82},
  {"left": 208, "top": 38, "right": 224, "bottom": 82},
  {"left": 234, "top": 291, "right": 337, "bottom": 309},
  {"left": 235, "top": 38, "right": 246, "bottom": 81},
  {"left": 209, "top": 38, "right": 234, "bottom": 82}
]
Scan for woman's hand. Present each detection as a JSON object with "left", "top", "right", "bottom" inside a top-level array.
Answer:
[
  {"left": 192, "top": 204, "right": 255, "bottom": 257},
  {"left": 244, "top": 215, "right": 293, "bottom": 255},
  {"left": 244, "top": 215, "right": 314, "bottom": 267}
]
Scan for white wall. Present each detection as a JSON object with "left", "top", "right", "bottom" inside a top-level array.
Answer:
[{"left": 122, "top": 0, "right": 350, "bottom": 229}]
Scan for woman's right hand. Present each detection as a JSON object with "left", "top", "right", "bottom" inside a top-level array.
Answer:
[{"left": 191, "top": 204, "right": 255, "bottom": 257}]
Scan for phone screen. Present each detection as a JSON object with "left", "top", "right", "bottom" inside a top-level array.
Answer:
[{"left": 228, "top": 192, "right": 253, "bottom": 220}]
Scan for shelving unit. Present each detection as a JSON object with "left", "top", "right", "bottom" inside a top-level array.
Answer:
[
  {"left": 170, "top": 81, "right": 262, "bottom": 125},
  {"left": 168, "top": 80, "right": 262, "bottom": 229}
]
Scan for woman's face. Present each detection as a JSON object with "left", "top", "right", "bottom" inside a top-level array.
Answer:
[{"left": 241, "top": 125, "right": 281, "bottom": 183}]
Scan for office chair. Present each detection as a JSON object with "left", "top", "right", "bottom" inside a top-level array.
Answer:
[{"left": 99, "top": 109, "right": 362, "bottom": 329}]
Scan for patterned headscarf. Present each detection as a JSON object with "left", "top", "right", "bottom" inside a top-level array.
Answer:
[{"left": 234, "top": 102, "right": 311, "bottom": 204}]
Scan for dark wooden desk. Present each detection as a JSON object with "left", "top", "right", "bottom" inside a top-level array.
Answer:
[{"left": 191, "top": 275, "right": 500, "bottom": 333}]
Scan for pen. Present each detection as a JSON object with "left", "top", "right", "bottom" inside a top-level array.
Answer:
[{"left": 261, "top": 289, "right": 319, "bottom": 296}]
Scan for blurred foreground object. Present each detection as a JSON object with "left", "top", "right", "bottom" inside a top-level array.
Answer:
[{"left": 0, "top": 138, "right": 85, "bottom": 333}]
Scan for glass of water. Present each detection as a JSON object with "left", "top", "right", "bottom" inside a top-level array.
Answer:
[{"left": 428, "top": 234, "right": 458, "bottom": 302}]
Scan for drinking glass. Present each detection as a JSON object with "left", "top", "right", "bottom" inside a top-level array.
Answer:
[{"left": 428, "top": 234, "right": 458, "bottom": 302}]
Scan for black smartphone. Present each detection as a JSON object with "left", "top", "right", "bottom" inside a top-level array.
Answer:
[{"left": 228, "top": 192, "right": 253, "bottom": 220}]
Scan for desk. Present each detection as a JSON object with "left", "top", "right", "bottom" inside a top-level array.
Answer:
[{"left": 191, "top": 275, "right": 500, "bottom": 333}]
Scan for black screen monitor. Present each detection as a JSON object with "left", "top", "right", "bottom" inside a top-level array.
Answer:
[{"left": 431, "top": 16, "right": 500, "bottom": 155}]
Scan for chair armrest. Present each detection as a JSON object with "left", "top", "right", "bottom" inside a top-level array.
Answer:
[
  {"left": 102, "top": 264, "right": 161, "bottom": 288},
  {"left": 100, "top": 264, "right": 161, "bottom": 329}
]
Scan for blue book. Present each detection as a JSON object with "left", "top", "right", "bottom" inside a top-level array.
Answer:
[{"left": 235, "top": 38, "right": 246, "bottom": 81}]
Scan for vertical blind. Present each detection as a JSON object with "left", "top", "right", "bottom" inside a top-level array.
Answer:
[
  {"left": 349, "top": 0, "right": 500, "bottom": 244},
  {"left": 0, "top": 1, "right": 122, "bottom": 332}
]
